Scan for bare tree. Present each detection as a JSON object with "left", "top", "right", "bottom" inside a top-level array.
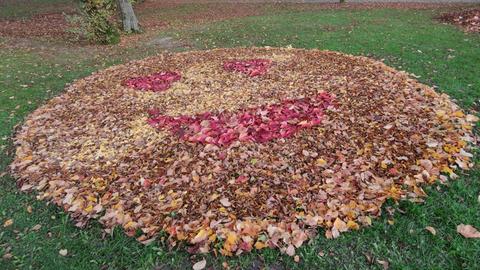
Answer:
[{"left": 117, "top": 0, "right": 140, "bottom": 32}]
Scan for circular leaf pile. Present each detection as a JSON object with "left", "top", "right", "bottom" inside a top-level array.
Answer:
[{"left": 11, "top": 48, "right": 477, "bottom": 256}]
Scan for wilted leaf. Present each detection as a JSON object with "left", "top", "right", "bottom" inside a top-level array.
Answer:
[
  {"left": 425, "top": 226, "right": 436, "bottom": 235},
  {"left": 377, "top": 259, "right": 389, "bottom": 270},
  {"left": 220, "top": 198, "right": 231, "bottom": 207},
  {"left": 192, "top": 258, "right": 206, "bottom": 270},
  {"left": 457, "top": 224, "right": 480, "bottom": 238},
  {"left": 59, "top": 249, "right": 68, "bottom": 256},
  {"left": 31, "top": 224, "right": 42, "bottom": 231},
  {"left": 3, "top": 219, "right": 13, "bottom": 227}
]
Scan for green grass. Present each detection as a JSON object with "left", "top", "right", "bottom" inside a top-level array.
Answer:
[{"left": 1, "top": 6, "right": 480, "bottom": 270}]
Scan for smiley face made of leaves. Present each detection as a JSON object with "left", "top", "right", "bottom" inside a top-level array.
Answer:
[{"left": 11, "top": 48, "right": 477, "bottom": 256}]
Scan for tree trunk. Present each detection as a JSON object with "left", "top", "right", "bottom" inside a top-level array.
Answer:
[{"left": 117, "top": 0, "right": 140, "bottom": 32}]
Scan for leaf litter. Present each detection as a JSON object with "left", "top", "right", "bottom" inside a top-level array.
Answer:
[{"left": 10, "top": 47, "right": 478, "bottom": 256}]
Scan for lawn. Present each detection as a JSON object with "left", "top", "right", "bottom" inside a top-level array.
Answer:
[{"left": 1, "top": 3, "right": 479, "bottom": 270}]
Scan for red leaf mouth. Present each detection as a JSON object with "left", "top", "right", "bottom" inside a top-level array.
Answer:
[
  {"left": 223, "top": 59, "right": 271, "bottom": 77},
  {"left": 123, "top": 71, "right": 181, "bottom": 92},
  {"left": 148, "top": 92, "right": 334, "bottom": 146}
]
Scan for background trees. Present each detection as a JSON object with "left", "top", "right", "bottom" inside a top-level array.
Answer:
[{"left": 80, "top": 0, "right": 140, "bottom": 44}]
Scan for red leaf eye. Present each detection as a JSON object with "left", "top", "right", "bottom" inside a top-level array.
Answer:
[
  {"left": 123, "top": 71, "right": 181, "bottom": 92},
  {"left": 223, "top": 59, "right": 271, "bottom": 77}
]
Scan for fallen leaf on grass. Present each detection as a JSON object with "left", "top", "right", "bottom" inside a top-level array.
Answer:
[
  {"left": 377, "top": 259, "right": 389, "bottom": 270},
  {"left": 2, "top": 253, "right": 13, "bottom": 260},
  {"left": 3, "top": 219, "right": 13, "bottom": 227},
  {"left": 31, "top": 224, "right": 42, "bottom": 231},
  {"left": 192, "top": 258, "right": 207, "bottom": 270},
  {"left": 425, "top": 226, "right": 436, "bottom": 235},
  {"left": 59, "top": 249, "right": 68, "bottom": 256},
  {"left": 457, "top": 224, "right": 480, "bottom": 238}
]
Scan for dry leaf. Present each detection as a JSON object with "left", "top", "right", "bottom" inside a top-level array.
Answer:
[
  {"left": 425, "top": 226, "right": 436, "bottom": 235},
  {"left": 192, "top": 258, "right": 207, "bottom": 270},
  {"left": 3, "top": 219, "right": 13, "bottom": 227},
  {"left": 220, "top": 198, "right": 231, "bottom": 207},
  {"left": 9, "top": 48, "right": 476, "bottom": 257},
  {"left": 59, "top": 249, "right": 68, "bottom": 256},
  {"left": 457, "top": 224, "right": 480, "bottom": 238},
  {"left": 294, "top": 255, "right": 300, "bottom": 263},
  {"left": 377, "top": 259, "right": 389, "bottom": 270}
]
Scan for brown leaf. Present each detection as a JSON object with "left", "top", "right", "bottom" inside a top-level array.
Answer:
[
  {"left": 425, "top": 226, "right": 436, "bottom": 235},
  {"left": 3, "top": 219, "right": 13, "bottom": 227},
  {"left": 457, "top": 224, "right": 480, "bottom": 238},
  {"left": 294, "top": 255, "right": 300, "bottom": 263},
  {"left": 220, "top": 197, "right": 231, "bottom": 207},
  {"left": 285, "top": 244, "right": 295, "bottom": 256},
  {"left": 192, "top": 258, "right": 207, "bottom": 270},
  {"left": 377, "top": 259, "right": 389, "bottom": 270}
]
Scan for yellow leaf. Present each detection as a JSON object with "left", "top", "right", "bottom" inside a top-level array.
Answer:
[
  {"left": 441, "top": 166, "right": 454, "bottom": 175},
  {"left": 347, "top": 220, "right": 360, "bottom": 230},
  {"left": 333, "top": 218, "right": 348, "bottom": 232},
  {"left": 254, "top": 241, "right": 267, "bottom": 250},
  {"left": 380, "top": 161, "right": 388, "bottom": 169},
  {"left": 84, "top": 204, "right": 94, "bottom": 212},
  {"left": 124, "top": 221, "right": 136, "bottom": 229},
  {"left": 452, "top": 110, "right": 465, "bottom": 118},
  {"left": 315, "top": 158, "right": 327, "bottom": 167},
  {"left": 192, "top": 229, "right": 209, "bottom": 244},
  {"left": 225, "top": 232, "right": 238, "bottom": 246}
]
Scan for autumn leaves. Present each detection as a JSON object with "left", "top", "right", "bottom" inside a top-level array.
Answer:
[{"left": 11, "top": 48, "right": 478, "bottom": 258}]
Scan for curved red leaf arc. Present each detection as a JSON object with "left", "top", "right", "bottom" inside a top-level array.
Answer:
[
  {"left": 147, "top": 92, "right": 334, "bottom": 146},
  {"left": 123, "top": 71, "right": 181, "bottom": 92}
]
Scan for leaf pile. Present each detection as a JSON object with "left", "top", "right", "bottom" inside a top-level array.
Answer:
[
  {"left": 438, "top": 8, "right": 480, "bottom": 33},
  {"left": 10, "top": 48, "right": 477, "bottom": 257}
]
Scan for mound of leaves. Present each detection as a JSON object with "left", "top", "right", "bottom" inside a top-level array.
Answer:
[
  {"left": 11, "top": 48, "right": 478, "bottom": 257},
  {"left": 438, "top": 8, "right": 480, "bottom": 33}
]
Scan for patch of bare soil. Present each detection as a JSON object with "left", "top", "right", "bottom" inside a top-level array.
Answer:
[{"left": 437, "top": 8, "right": 480, "bottom": 33}]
